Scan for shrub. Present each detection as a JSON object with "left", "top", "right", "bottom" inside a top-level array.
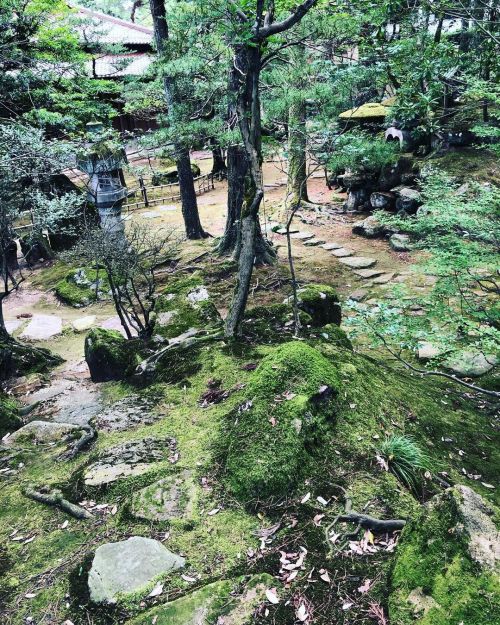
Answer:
[
  {"left": 379, "top": 435, "right": 432, "bottom": 493},
  {"left": 328, "top": 130, "right": 399, "bottom": 175}
]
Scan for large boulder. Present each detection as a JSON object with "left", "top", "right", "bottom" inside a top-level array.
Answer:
[
  {"left": 389, "top": 485, "right": 500, "bottom": 625},
  {"left": 352, "top": 215, "right": 387, "bottom": 238},
  {"left": 295, "top": 284, "right": 341, "bottom": 327},
  {"left": 84, "top": 328, "right": 139, "bottom": 382},
  {"left": 370, "top": 191, "right": 396, "bottom": 211},
  {"left": 56, "top": 268, "right": 108, "bottom": 308},
  {"left": 218, "top": 342, "right": 340, "bottom": 503},
  {"left": 392, "top": 186, "right": 422, "bottom": 214},
  {"left": 0, "top": 339, "right": 62, "bottom": 381},
  {"left": 389, "top": 233, "right": 411, "bottom": 252},
  {"left": 444, "top": 349, "right": 497, "bottom": 378},
  {"left": 88, "top": 537, "right": 185, "bottom": 604},
  {"left": 2, "top": 420, "right": 79, "bottom": 446},
  {"left": 131, "top": 470, "right": 195, "bottom": 522}
]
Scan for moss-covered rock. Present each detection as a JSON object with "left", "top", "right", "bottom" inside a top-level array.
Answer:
[
  {"left": 218, "top": 342, "right": 341, "bottom": 504},
  {"left": 0, "top": 339, "right": 63, "bottom": 381},
  {"left": 127, "top": 574, "right": 273, "bottom": 625},
  {"left": 317, "top": 323, "right": 353, "bottom": 350},
  {"left": 389, "top": 485, "right": 500, "bottom": 625},
  {"left": 242, "top": 303, "right": 312, "bottom": 341},
  {"left": 0, "top": 393, "right": 20, "bottom": 438},
  {"left": 295, "top": 284, "right": 341, "bottom": 327},
  {"left": 84, "top": 328, "right": 141, "bottom": 382},
  {"left": 154, "top": 276, "right": 221, "bottom": 340},
  {"left": 55, "top": 267, "right": 109, "bottom": 308}
]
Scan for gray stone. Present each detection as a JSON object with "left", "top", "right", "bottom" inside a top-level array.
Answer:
[
  {"left": 72, "top": 315, "right": 96, "bottom": 332},
  {"left": 389, "top": 233, "right": 411, "bottom": 252},
  {"left": 339, "top": 257, "right": 377, "bottom": 269},
  {"left": 417, "top": 341, "right": 441, "bottom": 361},
  {"left": 290, "top": 231, "right": 314, "bottom": 240},
  {"left": 372, "top": 273, "right": 395, "bottom": 284},
  {"left": 444, "top": 350, "right": 497, "bottom": 378},
  {"left": 370, "top": 191, "right": 396, "bottom": 210},
  {"left": 393, "top": 187, "right": 421, "bottom": 214},
  {"left": 131, "top": 470, "right": 195, "bottom": 521},
  {"left": 96, "top": 396, "right": 157, "bottom": 431},
  {"left": 5, "top": 319, "right": 23, "bottom": 335},
  {"left": 353, "top": 269, "right": 385, "bottom": 279},
  {"left": 332, "top": 248, "right": 354, "bottom": 258},
  {"left": 187, "top": 286, "right": 209, "bottom": 304},
  {"left": 88, "top": 537, "right": 185, "bottom": 604},
  {"left": 348, "top": 289, "right": 369, "bottom": 302},
  {"left": 84, "top": 437, "right": 176, "bottom": 487},
  {"left": 303, "top": 238, "right": 326, "bottom": 246},
  {"left": 3, "top": 420, "right": 79, "bottom": 445},
  {"left": 352, "top": 215, "right": 386, "bottom": 238},
  {"left": 321, "top": 242, "right": 342, "bottom": 251},
  {"left": 276, "top": 227, "right": 299, "bottom": 235},
  {"left": 101, "top": 316, "right": 137, "bottom": 337},
  {"left": 20, "top": 314, "right": 62, "bottom": 341}
]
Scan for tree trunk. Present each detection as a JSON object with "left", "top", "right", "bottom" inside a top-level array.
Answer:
[
  {"left": 287, "top": 96, "right": 309, "bottom": 206},
  {"left": 210, "top": 139, "right": 227, "bottom": 179},
  {"left": 149, "top": 0, "right": 206, "bottom": 240}
]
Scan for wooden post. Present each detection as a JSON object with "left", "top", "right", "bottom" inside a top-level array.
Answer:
[{"left": 139, "top": 176, "right": 149, "bottom": 207}]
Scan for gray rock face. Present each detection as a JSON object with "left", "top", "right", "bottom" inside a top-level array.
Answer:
[
  {"left": 131, "top": 470, "right": 195, "bottom": 521},
  {"left": 339, "top": 257, "right": 377, "bottom": 269},
  {"left": 444, "top": 349, "right": 497, "bottom": 377},
  {"left": 3, "top": 420, "right": 79, "bottom": 445},
  {"left": 88, "top": 537, "right": 185, "bottom": 604},
  {"left": 393, "top": 186, "right": 421, "bottom": 214},
  {"left": 370, "top": 191, "right": 396, "bottom": 210},
  {"left": 389, "top": 233, "right": 411, "bottom": 252},
  {"left": 84, "top": 437, "right": 176, "bottom": 487},
  {"left": 186, "top": 286, "right": 209, "bottom": 304},
  {"left": 20, "top": 314, "right": 63, "bottom": 341},
  {"left": 352, "top": 215, "right": 386, "bottom": 238},
  {"left": 417, "top": 341, "right": 442, "bottom": 361}
]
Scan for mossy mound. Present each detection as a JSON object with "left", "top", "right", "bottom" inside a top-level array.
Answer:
[
  {"left": 295, "top": 284, "right": 341, "bottom": 327},
  {"left": 55, "top": 267, "right": 109, "bottom": 308},
  {"left": 84, "top": 328, "right": 142, "bottom": 382},
  {"left": 389, "top": 485, "right": 500, "bottom": 625},
  {"left": 242, "top": 303, "right": 312, "bottom": 341},
  {"left": 154, "top": 275, "right": 221, "bottom": 340},
  {"left": 217, "top": 342, "right": 341, "bottom": 504},
  {"left": 316, "top": 323, "right": 353, "bottom": 350},
  {"left": 0, "top": 339, "right": 63, "bottom": 381},
  {"left": 127, "top": 574, "right": 273, "bottom": 625},
  {"left": 0, "top": 393, "right": 20, "bottom": 438}
]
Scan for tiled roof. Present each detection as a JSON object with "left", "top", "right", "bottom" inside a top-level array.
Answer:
[
  {"left": 71, "top": 4, "right": 153, "bottom": 46},
  {"left": 89, "top": 52, "right": 152, "bottom": 77}
]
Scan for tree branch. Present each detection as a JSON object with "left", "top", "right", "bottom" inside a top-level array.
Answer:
[{"left": 258, "top": 0, "right": 318, "bottom": 38}]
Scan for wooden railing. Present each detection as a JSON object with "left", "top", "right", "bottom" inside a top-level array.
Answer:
[{"left": 124, "top": 172, "right": 215, "bottom": 211}]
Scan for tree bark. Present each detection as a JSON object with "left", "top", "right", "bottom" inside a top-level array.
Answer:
[
  {"left": 287, "top": 96, "right": 309, "bottom": 205},
  {"left": 149, "top": 0, "right": 206, "bottom": 240}
]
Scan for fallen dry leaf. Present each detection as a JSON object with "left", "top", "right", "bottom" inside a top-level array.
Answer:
[
  {"left": 300, "top": 492, "right": 311, "bottom": 504},
  {"left": 148, "top": 583, "right": 163, "bottom": 598},
  {"left": 296, "top": 604, "right": 308, "bottom": 622},
  {"left": 358, "top": 578, "right": 372, "bottom": 594},
  {"left": 265, "top": 588, "right": 280, "bottom": 604},
  {"left": 207, "top": 507, "right": 220, "bottom": 516}
]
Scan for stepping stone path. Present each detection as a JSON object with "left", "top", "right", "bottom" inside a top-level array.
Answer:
[
  {"left": 20, "top": 314, "right": 62, "bottom": 341},
  {"left": 88, "top": 537, "right": 185, "bottom": 604},
  {"left": 290, "top": 231, "right": 314, "bottom": 240},
  {"left": 354, "top": 269, "right": 385, "bottom": 279},
  {"left": 84, "top": 437, "right": 177, "bottom": 487},
  {"left": 332, "top": 248, "right": 354, "bottom": 258},
  {"left": 2, "top": 420, "right": 79, "bottom": 445},
  {"left": 303, "top": 238, "right": 326, "bottom": 246},
  {"left": 131, "top": 470, "right": 195, "bottom": 521},
  {"left": 321, "top": 242, "right": 342, "bottom": 250},
  {"left": 72, "top": 315, "right": 96, "bottom": 332},
  {"left": 339, "top": 257, "right": 377, "bottom": 269},
  {"left": 372, "top": 273, "right": 395, "bottom": 284}
]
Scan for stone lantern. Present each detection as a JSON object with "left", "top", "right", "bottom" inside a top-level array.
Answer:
[{"left": 77, "top": 122, "right": 128, "bottom": 237}]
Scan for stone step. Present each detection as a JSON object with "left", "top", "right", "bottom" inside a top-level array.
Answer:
[
  {"left": 20, "top": 314, "right": 63, "bottom": 341},
  {"left": 372, "top": 273, "right": 396, "bottom": 284},
  {"left": 304, "top": 238, "right": 326, "bottom": 246},
  {"left": 339, "top": 257, "right": 377, "bottom": 269},
  {"left": 353, "top": 268, "right": 385, "bottom": 279},
  {"left": 347, "top": 289, "right": 369, "bottom": 302},
  {"left": 332, "top": 248, "right": 354, "bottom": 258},
  {"left": 290, "top": 231, "right": 315, "bottom": 240},
  {"left": 321, "top": 242, "right": 343, "bottom": 250}
]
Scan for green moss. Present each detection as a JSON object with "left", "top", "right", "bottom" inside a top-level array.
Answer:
[
  {"left": 242, "top": 303, "right": 312, "bottom": 341},
  {"left": 297, "top": 284, "right": 341, "bottom": 326},
  {"left": 316, "top": 323, "right": 353, "bottom": 350},
  {"left": 84, "top": 328, "right": 143, "bottom": 382},
  {"left": 0, "top": 393, "right": 20, "bottom": 438},
  {"left": 0, "top": 339, "right": 63, "bottom": 380},
  {"left": 162, "top": 274, "right": 203, "bottom": 296},
  {"left": 389, "top": 487, "right": 500, "bottom": 625},
  {"left": 55, "top": 268, "right": 109, "bottom": 308},
  {"left": 217, "top": 342, "right": 341, "bottom": 504},
  {"left": 127, "top": 574, "right": 274, "bottom": 625}
]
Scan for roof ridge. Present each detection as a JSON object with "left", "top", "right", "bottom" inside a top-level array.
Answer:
[{"left": 69, "top": 3, "right": 153, "bottom": 35}]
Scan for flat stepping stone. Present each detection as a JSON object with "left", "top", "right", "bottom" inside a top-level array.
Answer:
[
  {"left": 5, "top": 319, "right": 24, "bottom": 334},
  {"left": 88, "top": 537, "right": 185, "bottom": 604},
  {"left": 158, "top": 204, "right": 177, "bottom": 211},
  {"left": 101, "top": 316, "right": 138, "bottom": 337},
  {"left": 372, "top": 273, "right": 396, "bottom": 284},
  {"left": 303, "top": 238, "right": 326, "bottom": 246},
  {"left": 3, "top": 420, "right": 79, "bottom": 445},
  {"left": 332, "top": 248, "right": 354, "bottom": 258},
  {"left": 321, "top": 242, "right": 343, "bottom": 250},
  {"left": 72, "top": 315, "right": 96, "bottom": 332},
  {"left": 84, "top": 437, "right": 176, "bottom": 487},
  {"left": 20, "top": 314, "right": 62, "bottom": 341},
  {"left": 339, "top": 257, "right": 377, "bottom": 269},
  {"left": 141, "top": 211, "right": 161, "bottom": 218},
  {"left": 353, "top": 269, "right": 385, "bottom": 279},
  {"left": 131, "top": 470, "right": 195, "bottom": 521},
  {"left": 276, "top": 227, "right": 299, "bottom": 235},
  {"left": 348, "top": 289, "right": 369, "bottom": 302},
  {"left": 290, "top": 231, "right": 314, "bottom": 240}
]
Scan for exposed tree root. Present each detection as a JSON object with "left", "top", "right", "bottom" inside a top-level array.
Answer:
[
  {"left": 60, "top": 425, "right": 97, "bottom": 460},
  {"left": 337, "top": 513, "right": 406, "bottom": 533},
  {"left": 24, "top": 486, "right": 93, "bottom": 520}
]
